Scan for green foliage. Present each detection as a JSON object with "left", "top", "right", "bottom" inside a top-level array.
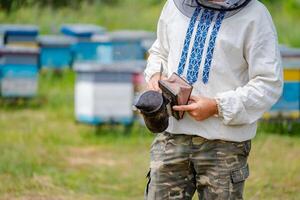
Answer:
[
  {"left": 0, "top": 0, "right": 26, "bottom": 13},
  {"left": 0, "top": 0, "right": 122, "bottom": 13},
  {"left": 259, "top": 0, "right": 300, "bottom": 47},
  {"left": 147, "top": 0, "right": 164, "bottom": 6},
  {"left": 0, "top": 0, "right": 299, "bottom": 47},
  {"left": 258, "top": 120, "right": 300, "bottom": 136},
  {"left": 0, "top": 0, "right": 166, "bottom": 33},
  {"left": 99, "top": 0, "right": 120, "bottom": 6},
  {"left": 33, "top": 0, "right": 86, "bottom": 9}
]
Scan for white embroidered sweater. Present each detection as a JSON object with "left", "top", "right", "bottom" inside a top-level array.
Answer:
[{"left": 144, "top": 0, "right": 283, "bottom": 142}]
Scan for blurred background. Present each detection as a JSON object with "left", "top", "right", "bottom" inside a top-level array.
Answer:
[{"left": 0, "top": 0, "right": 299, "bottom": 199}]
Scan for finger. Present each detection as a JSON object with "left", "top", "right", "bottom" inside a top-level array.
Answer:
[
  {"left": 147, "top": 82, "right": 155, "bottom": 91},
  {"left": 148, "top": 81, "right": 158, "bottom": 91},
  {"left": 154, "top": 83, "right": 161, "bottom": 92},
  {"left": 151, "top": 82, "right": 161, "bottom": 92},
  {"left": 188, "top": 99, "right": 196, "bottom": 104},
  {"left": 173, "top": 103, "right": 197, "bottom": 111},
  {"left": 189, "top": 95, "right": 200, "bottom": 101},
  {"left": 161, "top": 76, "right": 168, "bottom": 80},
  {"left": 147, "top": 85, "right": 160, "bottom": 92},
  {"left": 147, "top": 84, "right": 153, "bottom": 90}
]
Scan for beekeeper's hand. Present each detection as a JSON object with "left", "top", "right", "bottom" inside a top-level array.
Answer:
[
  {"left": 147, "top": 73, "right": 167, "bottom": 92},
  {"left": 173, "top": 95, "right": 218, "bottom": 121}
]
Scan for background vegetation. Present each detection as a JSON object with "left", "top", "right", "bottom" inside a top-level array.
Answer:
[
  {"left": 0, "top": 0, "right": 299, "bottom": 199},
  {"left": 0, "top": 0, "right": 300, "bottom": 46}
]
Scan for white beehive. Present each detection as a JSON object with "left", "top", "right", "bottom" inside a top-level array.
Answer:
[{"left": 74, "top": 60, "right": 146, "bottom": 125}]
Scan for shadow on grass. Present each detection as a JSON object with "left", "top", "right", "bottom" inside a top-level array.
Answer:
[
  {"left": 93, "top": 123, "right": 151, "bottom": 137},
  {"left": 258, "top": 120, "right": 300, "bottom": 137},
  {"left": 0, "top": 96, "right": 48, "bottom": 110},
  {"left": 0, "top": 70, "right": 73, "bottom": 111},
  {"left": 75, "top": 122, "right": 154, "bottom": 145}
]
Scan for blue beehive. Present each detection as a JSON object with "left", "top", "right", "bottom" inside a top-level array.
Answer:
[
  {"left": 0, "top": 46, "right": 40, "bottom": 97},
  {"left": 71, "top": 42, "right": 103, "bottom": 61},
  {"left": 60, "top": 24, "right": 106, "bottom": 61},
  {"left": 38, "top": 35, "right": 76, "bottom": 69},
  {"left": 92, "top": 30, "right": 156, "bottom": 64},
  {"left": 0, "top": 24, "right": 39, "bottom": 46},
  {"left": 74, "top": 60, "right": 146, "bottom": 125},
  {"left": 266, "top": 46, "right": 300, "bottom": 120}
]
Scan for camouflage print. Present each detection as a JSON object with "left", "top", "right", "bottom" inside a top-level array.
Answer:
[{"left": 145, "top": 132, "right": 251, "bottom": 200}]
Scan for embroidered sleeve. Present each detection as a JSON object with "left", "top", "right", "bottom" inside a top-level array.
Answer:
[{"left": 215, "top": 6, "right": 283, "bottom": 125}]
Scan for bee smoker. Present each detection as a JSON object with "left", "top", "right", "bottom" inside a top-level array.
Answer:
[{"left": 134, "top": 90, "right": 170, "bottom": 133}]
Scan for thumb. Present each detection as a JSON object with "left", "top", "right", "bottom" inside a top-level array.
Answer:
[
  {"left": 189, "top": 95, "right": 201, "bottom": 101},
  {"left": 173, "top": 103, "right": 197, "bottom": 111}
]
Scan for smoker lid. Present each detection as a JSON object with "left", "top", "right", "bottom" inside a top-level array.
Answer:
[
  {"left": 73, "top": 60, "right": 146, "bottom": 73},
  {"left": 0, "top": 24, "right": 39, "bottom": 36},
  {"left": 92, "top": 30, "right": 156, "bottom": 42},
  {"left": 135, "top": 91, "right": 164, "bottom": 114},
  {"left": 0, "top": 46, "right": 39, "bottom": 55},
  {"left": 37, "top": 35, "right": 76, "bottom": 46},
  {"left": 60, "top": 24, "right": 106, "bottom": 37}
]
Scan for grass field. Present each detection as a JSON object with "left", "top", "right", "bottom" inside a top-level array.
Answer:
[{"left": 0, "top": 71, "right": 299, "bottom": 200}]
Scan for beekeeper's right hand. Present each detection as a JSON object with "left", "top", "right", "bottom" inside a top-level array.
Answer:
[{"left": 147, "top": 73, "right": 167, "bottom": 92}]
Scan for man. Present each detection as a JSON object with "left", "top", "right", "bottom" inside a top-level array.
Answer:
[{"left": 144, "top": 0, "right": 283, "bottom": 199}]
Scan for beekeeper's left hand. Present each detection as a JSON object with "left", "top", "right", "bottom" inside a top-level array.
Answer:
[{"left": 173, "top": 96, "right": 218, "bottom": 121}]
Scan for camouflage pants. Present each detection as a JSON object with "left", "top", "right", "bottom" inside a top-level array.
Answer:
[{"left": 145, "top": 132, "right": 251, "bottom": 200}]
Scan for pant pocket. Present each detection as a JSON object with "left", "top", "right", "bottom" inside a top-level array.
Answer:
[
  {"left": 231, "top": 164, "right": 249, "bottom": 184},
  {"left": 229, "top": 164, "right": 250, "bottom": 200}
]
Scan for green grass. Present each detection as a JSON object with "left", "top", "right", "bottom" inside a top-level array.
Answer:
[
  {"left": 0, "top": 70, "right": 153, "bottom": 200},
  {"left": 0, "top": 70, "right": 299, "bottom": 199}
]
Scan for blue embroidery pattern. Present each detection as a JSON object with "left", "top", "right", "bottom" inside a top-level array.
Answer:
[
  {"left": 177, "top": 7, "right": 201, "bottom": 76},
  {"left": 202, "top": 11, "right": 226, "bottom": 84},
  {"left": 186, "top": 9, "right": 215, "bottom": 85}
]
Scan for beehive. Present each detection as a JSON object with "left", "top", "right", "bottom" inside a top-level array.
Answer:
[
  {"left": 265, "top": 46, "right": 300, "bottom": 120},
  {"left": 93, "top": 30, "right": 156, "bottom": 64},
  {"left": 0, "top": 46, "right": 40, "bottom": 97},
  {"left": 0, "top": 24, "right": 39, "bottom": 47},
  {"left": 60, "top": 24, "right": 106, "bottom": 61},
  {"left": 38, "top": 35, "right": 75, "bottom": 69},
  {"left": 73, "top": 60, "right": 146, "bottom": 125}
]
